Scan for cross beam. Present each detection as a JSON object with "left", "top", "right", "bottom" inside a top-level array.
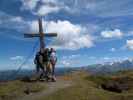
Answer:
[
  {"left": 24, "top": 33, "right": 57, "bottom": 38},
  {"left": 24, "top": 17, "right": 57, "bottom": 50}
]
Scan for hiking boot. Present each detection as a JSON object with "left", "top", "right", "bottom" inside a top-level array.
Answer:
[{"left": 51, "top": 76, "right": 56, "bottom": 82}]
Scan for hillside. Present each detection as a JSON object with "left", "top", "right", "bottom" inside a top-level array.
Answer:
[
  {"left": 0, "top": 70, "right": 133, "bottom": 100},
  {"left": 86, "top": 59, "right": 133, "bottom": 74},
  {"left": 40, "top": 70, "right": 133, "bottom": 100},
  {"left": 0, "top": 80, "right": 46, "bottom": 100}
]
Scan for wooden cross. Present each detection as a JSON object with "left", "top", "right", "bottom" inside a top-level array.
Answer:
[{"left": 24, "top": 17, "right": 57, "bottom": 50}]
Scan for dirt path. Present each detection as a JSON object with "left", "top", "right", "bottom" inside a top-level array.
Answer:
[{"left": 18, "top": 79, "right": 73, "bottom": 100}]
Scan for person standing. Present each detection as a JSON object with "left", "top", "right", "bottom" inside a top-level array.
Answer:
[
  {"left": 42, "top": 48, "right": 51, "bottom": 80},
  {"left": 50, "top": 48, "right": 57, "bottom": 82},
  {"left": 34, "top": 50, "right": 45, "bottom": 80},
  {"left": 34, "top": 51, "right": 40, "bottom": 74}
]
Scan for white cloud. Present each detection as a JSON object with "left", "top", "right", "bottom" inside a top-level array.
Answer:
[
  {"left": 28, "top": 20, "right": 39, "bottom": 32},
  {"left": 69, "top": 54, "right": 80, "bottom": 59},
  {"left": 41, "top": 0, "right": 57, "bottom": 3},
  {"left": 62, "top": 54, "right": 80, "bottom": 60},
  {"left": 10, "top": 56, "right": 24, "bottom": 61},
  {"left": 61, "top": 0, "right": 133, "bottom": 17},
  {"left": 21, "top": 0, "right": 39, "bottom": 11},
  {"left": 0, "top": 11, "right": 24, "bottom": 23},
  {"left": 0, "top": 12, "right": 30, "bottom": 40},
  {"left": 0, "top": 11, "right": 94, "bottom": 46},
  {"left": 29, "top": 20, "right": 94, "bottom": 50},
  {"left": 101, "top": 29, "right": 123, "bottom": 38},
  {"left": 46, "top": 20, "right": 94, "bottom": 50},
  {"left": 91, "top": 0, "right": 133, "bottom": 17},
  {"left": 20, "top": 0, "right": 63, "bottom": 16},
  {"left": 110, "top": 48, "right": 116, "bottom": 52},
  {"left": 58, "top": 58, "right": 80, "bottom": 67},
  {"left": 126, "top": 30, "right": 133, "bottom": 36},
  {"left": 37, "top": 5, "right": 60, "bottom": 16},
  {"left": 126, "top": 40, "right": 133, "bottom": 50},
  {"left": 0, "top": 11, "right": 27, "bottom": 32},
  {"left": 103, "top": 57, "right": 110, "bottom": 60},
  {"left": 19, "top": 0, "right": 133, "bottom": 17},
  {"left": 61, "top": 60, "right": 71, "bottom": 67},
  {"left": 9, "top": 16, "right": 23, "bottom": 22}
]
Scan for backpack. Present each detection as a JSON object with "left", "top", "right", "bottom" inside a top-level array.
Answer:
[
  {"left": 43, "top": 50, "right": 50, "bottom": 62},
  {"left": 34, "top": 52, "right": 43, "bottom": 64}
]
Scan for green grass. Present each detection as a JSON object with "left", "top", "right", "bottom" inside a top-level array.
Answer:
[
  {"left": 85, "top": 75, "right": 112, "bottom": 85},
  {"left": 40, "top": 71, "right": 133, "bottom": 100},
  {"left": 0, "top": 80, "right": 46, "bottom": 100},
  {"left": 39, "top": 72, "right": 112, "bottom": 100},
  {"left": 40, "top": 78, "right": 114, "bottom": 100},
  {"left": 115, "top": 70, "right": 133, "bottom": 78},
  {"left": 1, "top": 70, "right": 133, "bottom": 100}
]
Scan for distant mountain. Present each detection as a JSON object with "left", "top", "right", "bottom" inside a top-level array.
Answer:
[
  {"left": 86, "top": 59, "right": 133, "bottom": 75},
  {"left": 0, "top": 67, "right": 76, "bottom": 81},
  {"left": 0, "top": 70, "right": 34, "bottom": 81},
  {"left": 1, "top": 59, "right": 133, "bottom": 81}
]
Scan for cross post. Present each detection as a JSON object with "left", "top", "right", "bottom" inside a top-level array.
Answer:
[{"left": 24, "top": 17, "right": 57, "bottom": 50}]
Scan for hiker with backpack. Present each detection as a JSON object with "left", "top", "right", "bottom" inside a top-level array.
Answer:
[
  {"left": 34, "top": 48, "right": 57, "bottom": 81},
  {"left": 34, "top": 49, "right": 45, "bottom": 80}
]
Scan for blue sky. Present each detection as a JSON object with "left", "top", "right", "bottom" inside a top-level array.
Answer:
[{"left": 0, "top": 0, "right": 133, "bottom": 70}]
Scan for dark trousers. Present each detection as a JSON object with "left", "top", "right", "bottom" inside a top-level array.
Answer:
[
  {"left": 52, "top": 64, "right": 55, "bottom": 76},
  {"left": 36, "top": 63, "right": 45, "bottom": 79}
]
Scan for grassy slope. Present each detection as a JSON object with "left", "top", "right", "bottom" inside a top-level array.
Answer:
[
  {"left": 0, "top": 80, "right": 46, "bottom": 100},
  {"left": 40, "top": 71, "right": 133, "bottom": 100},
  {"left": 0, "top": 70, "right": 133, "bottom": 100}
]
